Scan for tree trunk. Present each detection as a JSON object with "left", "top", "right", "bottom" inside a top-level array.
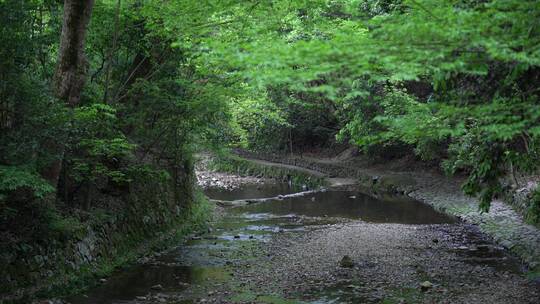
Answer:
[
  {"left": 42, "top": 0, "right": 94, "bottom": 187},
  {"left": 103, "top": 0, "right": 122, "bottom": 103},
  {"left": 289, "top": 128, "right": 293, "bottom": 156},
  {"left": 54, "top": 0, "right": 95, "bottom": 106}
]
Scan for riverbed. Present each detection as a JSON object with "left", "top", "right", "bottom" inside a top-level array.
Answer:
[{"left": 66, "top": 181, "right": 538, "bottom": 304}]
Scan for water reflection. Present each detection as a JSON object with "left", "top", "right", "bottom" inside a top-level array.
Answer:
[
  {"left": 233, "top": 191, "right": 455, "bottom": 224},
  {"left": 66, "top": 265, "right": 227, "bottom": 304},
  {"left": 204, "top": 183, "right": 300, "bottom": 201}
]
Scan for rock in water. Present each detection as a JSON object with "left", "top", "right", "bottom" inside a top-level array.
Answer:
[
  {"left": 420, "top": 281, "right": 433, "bottom": 291},
  {"left": 477, "top": 244, "right": 490, "bottom": 251},
  {"left": 151, "top": 284, "right": 163, "bottom": 290},
  {"left": 339, "top": 255, "right": 354, "bottom": 268}
]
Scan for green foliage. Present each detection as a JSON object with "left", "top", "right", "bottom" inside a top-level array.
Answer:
[
  {"left": 231, "top": 94, "right": 290, "bottom": 150},
  {"left": 0, "top": 0, "right": 231, "bottom": 282},
  {"left": 45, "top": 209, "right": 86, "bottom": 240},
  {"left": 2, "top": 2, "right": 540, "bottom": 298},
  {"left": 70, "top": 104, "right": 135, "bottom": 184},
  {"left": 211, "top": 0, "right": 540, "bottom": 212},
  {"left": 0, "top": 0, "right": 67, "bottom": 201},
  {"left": 183, "top": 0, "right": 540, "bottom": 212},
  {"left": 0, "top": 166, "right": 54, "bottom": 199}
]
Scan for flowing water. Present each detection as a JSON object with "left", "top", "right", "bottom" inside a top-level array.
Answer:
[{"left": 67, "top": 183, "right": 524, "bottom": 304}]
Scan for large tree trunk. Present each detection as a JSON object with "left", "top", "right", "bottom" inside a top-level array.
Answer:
[
  {"left": 54, "top": 0, "right": 95, "bottom": 106},
  {"left": 42, "top": 0, "right": 94, "bottom": 187}
]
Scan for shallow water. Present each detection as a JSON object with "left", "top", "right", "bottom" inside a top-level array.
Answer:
[
  {"left": 67, "top": 185, "right": 523, "bottom": 304},
  {"left": 204, "top": 183, "right": 301, "bottom": 201},
  {"left": 233, "top": 190, "right": 455, "bottom": 224},
  {"left": 68, "top": 265, "right": 227, "bottom": 304}
]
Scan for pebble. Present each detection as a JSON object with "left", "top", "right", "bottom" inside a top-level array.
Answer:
[{"left": 420, "top": 281, "right": 433, "bottom": 291}]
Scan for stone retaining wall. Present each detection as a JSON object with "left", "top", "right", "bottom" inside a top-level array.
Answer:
[{"left": 0, "top": 170, "right": 205, "bottom": 303}]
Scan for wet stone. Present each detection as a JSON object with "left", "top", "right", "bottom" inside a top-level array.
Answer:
[
  {"left": 339, "top": 255, "right": 355, "bottom": 268},
  {"left": 420, "top": 281, "right": 433, "bottom": 291}
]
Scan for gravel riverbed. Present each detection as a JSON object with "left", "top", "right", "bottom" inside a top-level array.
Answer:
[{"left": 62, "top": 159, "right": 539, "bottom": 304}]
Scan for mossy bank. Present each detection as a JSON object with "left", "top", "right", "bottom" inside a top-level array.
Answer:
[
  {"left": 0, "top": 168, "right": 212, "bottom": 304},
  {"left": 209, "top": 154, "right": 327, "bottom": 189}
]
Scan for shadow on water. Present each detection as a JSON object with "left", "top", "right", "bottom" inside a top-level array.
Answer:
[{"left": 66, "top": 265, "right": 227, "bottom": 304}]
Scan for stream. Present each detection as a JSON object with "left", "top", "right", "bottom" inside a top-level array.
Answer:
[{"left": 67, "top": 183, "right": 532, "bottom": 304}]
